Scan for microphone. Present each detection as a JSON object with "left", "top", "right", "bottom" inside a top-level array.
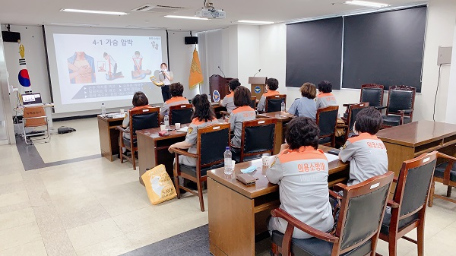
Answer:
[
  {"left": 253, "top": 68, "right": 261, "bottom": 77},
  {"left": 218, "top": 66, "right": 226, "bottom": 78}
]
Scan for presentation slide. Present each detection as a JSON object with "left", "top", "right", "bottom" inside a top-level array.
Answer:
[{"left": 44, "top": 26, "right": 168, "bottom": 113}]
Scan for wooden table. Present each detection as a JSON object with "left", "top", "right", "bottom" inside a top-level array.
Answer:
[
  {"left": 97, "top": 115, "right": 124, "bottom": 161},
  {"left": 377, "top": 121, "right": 456, "bottom": 176},
  {"left": 257, "top": 112, "right": 294, "bottom": 154},
  {"left": 136, "top": 124, "right": 189, "bottom": 185},
  {"left": 207, "top": 146, "right": 348, "bottom": 256}
]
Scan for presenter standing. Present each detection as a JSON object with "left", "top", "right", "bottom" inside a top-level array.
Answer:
[{"left": 159, "top": 63, "right": 173, "bottom": 102}]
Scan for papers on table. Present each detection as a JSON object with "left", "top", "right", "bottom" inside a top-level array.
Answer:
[
  {"left": 324, "top": 153, "right": 339, "bottom": 163},
  {"left": 177, "top": 127, "right": 189, "bottom": 133}
]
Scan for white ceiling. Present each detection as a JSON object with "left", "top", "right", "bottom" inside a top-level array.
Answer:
[{"left": 0, "top": 0, "right": 426, "bottom": 31}]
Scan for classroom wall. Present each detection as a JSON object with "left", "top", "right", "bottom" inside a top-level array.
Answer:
[
  {"left": 257, "top": 0, "right": 456, "bottom": 121},
  {"left": 236, "top": 25, "right": 261, "bottom": 86},
  {"left": 1, "top": 25, "right": 196, "bottom": 118}
]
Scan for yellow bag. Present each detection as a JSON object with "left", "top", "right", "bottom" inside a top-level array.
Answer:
[{"left": 141, "top": 164, "right": 177, "bottom": 205}]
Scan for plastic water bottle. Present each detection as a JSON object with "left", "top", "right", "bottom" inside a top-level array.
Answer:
[
  {"left": 164, "top": 115, "right": 170, "bottom": 128},
  {"left": 281, "top": 100, "right": 285, "bottom": 112},
  {"left": 101, "top": 103, "right": 106, "bottom": 116},
  {"left": 224, "top": 147, "right": 233, "bottom": 175}
]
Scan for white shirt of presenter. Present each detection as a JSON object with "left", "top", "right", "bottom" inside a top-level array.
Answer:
[
  {"left": 159, "top": 67, "right": 172, "bottom": 85},
  {"left": 267, "top": 147, "right": 334, "bottom": 239}
]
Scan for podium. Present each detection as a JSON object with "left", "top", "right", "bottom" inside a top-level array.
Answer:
[
  {"left": 209, "top": 75, "right": 233, "bottom": 102},
  {"left": 249, "top": 77, "right": 267, "bottom": 99}
]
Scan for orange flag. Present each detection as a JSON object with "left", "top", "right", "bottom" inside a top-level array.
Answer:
[{"left": 189, "top": 49, "right": 203, "bottom": 89}]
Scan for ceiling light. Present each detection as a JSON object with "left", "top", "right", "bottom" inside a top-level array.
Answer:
[
  {"left": 344, "top": 1, "right": 390, "bottom": 8},
  {"left": 61, "top": 9, "right": 128, "bottom": 15},
  {"left": 164, "top": 15, "right": 208, "bottom": 20},
  {"left": 238, "top": 20, "right": 274, "bottom": 25}
]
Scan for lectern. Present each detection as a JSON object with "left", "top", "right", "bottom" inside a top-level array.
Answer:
[
  {"left": 209, "top": 75, "right": 233, "bottom": 102},
  {"left": 249, "top": 77, "right": 267, "bottom": 99}
]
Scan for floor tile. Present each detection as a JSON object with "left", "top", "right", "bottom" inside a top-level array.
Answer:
[
  {"left": 67, "top": 218, "right": 123, "bottom": 250},
  {"left": 75, "top": 234, "right": 136, "bottom": 256},
  {"left": 0, "top": 191, "right": 29, "bottom": 208},
  {"left": 0, "top": 240, "right": 47, "bottom": 256},
  {"left": 0, "top": 207, "right": 36, "bottom": 231},
  {"left": 0, "top": 222, "right": 41, "bottom": 251}
]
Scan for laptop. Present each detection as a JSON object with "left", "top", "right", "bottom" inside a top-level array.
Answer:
[{"left": 21, "top": 93, "right": 43, "bottom": 106}]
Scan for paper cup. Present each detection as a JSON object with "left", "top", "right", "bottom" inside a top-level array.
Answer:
[
  {"left": 175, "top": 123, "right": 181, "bottom": 129},
  {"left": 262, "top": 156, "right": 269, "bottom": 167},
  {"left": 160, "top": 125, "right": 166, "bottom": 131},
  {"left": 120, "top": 109, "right": 125, "bottom": 115}
]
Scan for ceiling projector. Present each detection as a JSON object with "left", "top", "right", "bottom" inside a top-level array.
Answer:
[{"left": 196, "top": 1, "right": 226, "bottom": 19}]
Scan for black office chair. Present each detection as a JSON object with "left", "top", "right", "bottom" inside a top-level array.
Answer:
[
  {"left": 381, "top": 85, "right": 416, "bottom": 128},
  {"left": 169, "top": 104, "right": 193, "bottom": 125},
  {"left": 271, "top": 172, "right": 394, "bottom": 256},
  {"left": 117, "top": 107, "right": 160, "bottom": 169},
  {"left": 379, "top": 151, "right": 437, "bottom": 256},
  {"left": 171, "top": 123, "right": 230, "bottom": 212},
  {"left": 265, "top": 94, "right": 287, "bottom": 113},
  {"left": 232, "top": 118, "right": 277, "bottom": 163},
  {"left": 316, "top": 106, "right": 339, "bottom": 147},
  {"left": 343, "top": 84, "right": 384, "bottom": 119},
  {"left": 429, "top": 153, "right": 456, "bottom": 207}
]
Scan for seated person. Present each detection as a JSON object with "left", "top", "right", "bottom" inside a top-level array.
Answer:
[
  {"left": 220, "top": 79, "right": 241, "bottom": 113},
  {"left": 229, "top": 86, "right": 256, "bottom": 149},
  {"left": 160, "top": 82, "right": 189, "bottom": 118},
  {"left": 257, "top": 78, "right": 280, "bottom": 112},
  {"left": 339, "top": 107, "right": 388, "bottom": 186},
  {"left": 267, "top": 117, "right": 334, "bottom": 239},
  {"left": 122, "top": 92, "right": 150, "bottom": 141},
  {"left": 316, "top": 80, "right": 337, "bottom": 109},
  {"left": 168, "top": 94, "right": 218, "bottom": 167},
  {"left": 288, "top": 82, "right": 317, "bottom": 120}
]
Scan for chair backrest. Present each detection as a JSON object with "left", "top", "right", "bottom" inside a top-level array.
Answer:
[
  {"left": 347, "top": 103, "right": 370, "bottom": 134},
  {"left": 250, "top": 96, "right": 257, "bottom": 109},
  {"left": 386, "top": 85, "right": 416, "bottom": 117},
  {"left": 316, "top": 106, "right": 339, "bottom": 138},
  {"left": 23, "top": 106, "right": 47, "bottom": 127},
  {"left": 265, "top": 94, "right": 286, "bottom": 113},
  {"left": 169, "top": 104, "right": 193, "bottom": 125},
  {"left": 130, "top": 107, "right": 160, "bottom": 136},
  {"left": 393, "top": 151, "right": 437, "bottom": 227},
  {"left": 241, "top": 118, "right": 277, "bottom": 161},
  {"left": 336, "top": 172, "right": 394, "bottom": 254},
  {"left": 360, "top": 84, "right": 384, "bottom": 107},
  {"left": 197, "top": 123, "right": 230, "bottom": 169}
]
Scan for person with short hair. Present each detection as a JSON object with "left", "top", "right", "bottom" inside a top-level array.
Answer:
[
  {"left": 220, "top": 79, "right": 241, "bottom": 113},
  {"left": 287, "top": 82, "right": 317, "bottom": 120},
  {"left": 229, "top": 86, "right": 256, "bottom": 148},
  {"left": 267, "top": 117, "right": 334, "bottom": 239},
  {"left": 160, "top": 82, "right": 189, "bottom": 118},
  {"left": 122, "top": 92, "right": 150, "bottom": 140},
  {"left": 169, "top": 94, "right": 218, "bottom": 167},
  {"left": 316, "top": 80, "right": 337, "bottom": 109},
  {"left": 257, "top": 78, "right": 279, "bottom": 112},
  {"left": 339, "top": 107, "right": 388, "bottom": 186}
]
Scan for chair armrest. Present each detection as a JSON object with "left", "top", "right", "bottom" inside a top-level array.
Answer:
[
  {"left": 437, "top": 152, "right": 456, "bottom": 162},
  {"left": 393, "top": 177, "right": 398, "bottom": 183},
  {"left": 329, "top": 190, "right": 342, "bottom": 200},
  {"left": 171, "top": 148, "right": 198, "bottom": 158},
  {"left": 343, "top": 103, "right": 355, "bottom": 107},
  {"left": 116, "top": 126, "right": 129, "bottom": 133},
  {"left": 271, "top": 208, "right": 339, "bottom": 243},
  {"left": 397, "top": 109, "right": 413, "bottom": 114},
  {"left": 375, "top": 106, "right": 387, "bottom": 110},
  {"left": 387, "top": 200, "right": 400, "bottom": 209}
]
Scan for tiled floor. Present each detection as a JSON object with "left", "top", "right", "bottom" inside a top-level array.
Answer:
[{"left": 0, "top": 117, "right": 455, "bottom": 256}]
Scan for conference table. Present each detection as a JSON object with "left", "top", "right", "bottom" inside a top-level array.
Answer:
[
  {"left": 97, "top": 115, "right": 124, "bottom": 161},
  {"left": 136, "top": 124, "right": 190, "bottom": 185},
  {"left": 257, "top": 111, "right": 294, "bottom": 154},
  {"left": 207, "top": 146, "right": 349, "bottom": 256},
  {"left": 377, "top": 121, "right": 456, "bottom": 176}
]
